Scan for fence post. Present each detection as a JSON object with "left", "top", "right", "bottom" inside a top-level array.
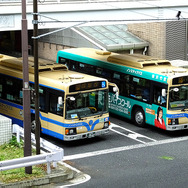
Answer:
[{"left": 47, "top": 162, "right": 51, "bottom": 174}]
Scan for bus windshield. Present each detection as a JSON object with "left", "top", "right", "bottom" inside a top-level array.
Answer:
[
  {"left": 169, "top": 85, "right": 188, "bottom": 110},
  {"left": 66, "top": 90, "right": 108, "bottom": 119}
]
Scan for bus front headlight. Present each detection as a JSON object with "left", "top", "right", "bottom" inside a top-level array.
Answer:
[
  {"left": 168, "top": 118, "right": 179, "bottom": 125},
  {"left": 103, "top": 121, "right": 109, "bottom": 129},
  {"left": 65, "top": 128, "right": 76, "bottom": 135}
]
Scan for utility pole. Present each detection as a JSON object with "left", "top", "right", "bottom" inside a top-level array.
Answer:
[
  {"left": 33, "top": 0, "right": 40, "bottom": 155},
  {"left": 22, "top": 0, "right": 32, "bottom": 174}
]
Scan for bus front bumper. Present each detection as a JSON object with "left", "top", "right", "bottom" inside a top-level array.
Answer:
[
  {"left": 64, "top": 128, "right": 109, "bottom": 141},
  {"left": 167, "top": 124, "right": 188, "bottom": 131}
]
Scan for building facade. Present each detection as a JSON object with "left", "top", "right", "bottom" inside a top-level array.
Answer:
[{"left": 38, "top": 21, "right": 187, "bottom": 61}]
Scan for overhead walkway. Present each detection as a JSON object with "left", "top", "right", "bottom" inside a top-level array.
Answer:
[
  {"left": 1, "top": 0, "right": 188, "bottom": 31},
  {"left": 0, "top": 0, "right": 188, "bottom": 52}
]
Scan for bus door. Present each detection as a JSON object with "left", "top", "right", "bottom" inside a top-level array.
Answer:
[
  {"left": 150, "top": 82, "right": 168, "bottom": 129},
  {"left": 47, "top": 90, "right": 64, "bottom": 135}
]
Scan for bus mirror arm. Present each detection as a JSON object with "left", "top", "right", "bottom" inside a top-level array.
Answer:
[
  {"left": 66, "top": 96, "right": 76, "bottom": 102},
  {"left": 114, "top": 88, "right": 119, "bottom": 99}
]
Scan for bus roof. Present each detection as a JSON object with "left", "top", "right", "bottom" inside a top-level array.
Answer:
[
  {"left": 0, "top": 54, "right": 108, "bottom": 91},
  {"left": 58, "top": 48, "right": 188, "bottom": 79}
]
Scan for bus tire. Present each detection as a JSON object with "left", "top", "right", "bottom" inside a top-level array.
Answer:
[
  {"left": 133, "top": 108, "right": 145, "bottom": 127},
  {"left": 31, "top": 120, "right": 41, "bottom": 133},
  {"left": 31, "top": 120, "right": 36, "bottom": 133}
]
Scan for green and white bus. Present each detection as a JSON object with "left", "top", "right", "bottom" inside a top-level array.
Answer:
[{"left": 57, "top": 48, "right": 188, "bottom": 131}]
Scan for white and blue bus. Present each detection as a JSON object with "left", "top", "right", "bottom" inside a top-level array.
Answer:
[{"left": 0, "top": 54, "right": 112, "bottom": 140}]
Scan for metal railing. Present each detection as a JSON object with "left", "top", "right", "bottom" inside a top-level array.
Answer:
[
  {"left": 0, "top": 0, "right": 141, "bottom": 4},
  {"left": 0, "top": 124, "right": 64, "bottom": 174},
  {"left": 0, "top": 150, "right": 63, "bottom": 174}
]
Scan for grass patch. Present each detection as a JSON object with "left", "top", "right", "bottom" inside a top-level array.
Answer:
[{"left": 0, "top": 136, "right": 46, "bottom": 184}]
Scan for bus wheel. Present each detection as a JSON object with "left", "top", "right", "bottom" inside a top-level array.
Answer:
[
  {"left": 133, "top": 108, "right": 145, "bottom": 127},
  {"left": 31, "top": 120, "right": 36, "bottom": 133},
  {"left": 31, "top": 120, "right": 41, "bottom": 133}
]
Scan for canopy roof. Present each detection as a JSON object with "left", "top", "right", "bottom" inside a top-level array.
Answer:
[{"left": 74, "top": 24, "right": 149, "bottom": 51}]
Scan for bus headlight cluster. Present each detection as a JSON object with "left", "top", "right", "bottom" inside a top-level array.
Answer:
[
  {"left": 168, "top": 118, "right": 179, "bottom": 125},
  {"left": 65, "top": 128, "right": 76, "bottom": 135},
  {"left": 103, "top": 121, "right": 109, "bottom": 129}
]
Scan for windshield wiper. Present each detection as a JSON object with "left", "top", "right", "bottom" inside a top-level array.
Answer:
[
  {"left": 181, "top": 106, "right": 188, "bottom": 112},
  {"left": 93, "top": 115, "right": 100, "bottom": 118},
  {"left": 77, "top": 113, "right": 84, "bottom": 120}
]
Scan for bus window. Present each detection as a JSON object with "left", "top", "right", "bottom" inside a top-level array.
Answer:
[
  {"left": 78, "top": 63, "right": 95, "bottom": 75},
  {"left": 30, "top": 84, "right": 35, "bottom": 108},
  {"left": 68, "top": 60, "right": 78, "bottom": 71},
  {"left": 0, "top": 77, "right": 3, "bottom": 98},
  {"left": 5, "top": 77, "right": 22, "bottom": 104},
  {"left": 88, "top": 65, "right": 95, "bottom": 75},
  {"left": 169, "top": 86, "right": 188, "bottom": 110},
  {"left": 153, "top": 85, "right": 167, "bottom": 107},
  {"left": 39, "top": 86, "right": 46, "bottom": 112},
  {"left": 49, "top": 92, "right": 64, "bottom": 116},
  {"left": 96, "top": 67, "right": 103, "bottom": 76},
  {"left": 111, "top": 72, "right": 122, "bottom": 95},
  {"left": 59, "top": 57, "right": 67, "bottom": 64},
  {"left": 142, "top": 88, "right": 150, "bottom": 102},
  {"left": 66, "top": 90, "right": 108, "bottom": 119},
  {"left": 78, "top": 63, "right": 85, "bottom": 73},
  {"left": 128, "top": 76, "right": 151, "bottom": 102},
  {"left": 102, "top": 69, "right": 112, "bottom": 80},
  {"left": 123, "top": 74, "right": 130, "bottom": 97},
  {"left": 59, "top": 57, "right": 78, "bottom": 71}
]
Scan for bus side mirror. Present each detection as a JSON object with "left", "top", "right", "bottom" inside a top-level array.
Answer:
[
  {"left": 109, "top": 82, "right": 119, "bottom": 98},
  {"left": 58, "top": 96, "right": 63, "bottom": 105},
  {"left": 113, "top": 86, "right": 118, "bottom": 93},
  {"left": 162, "top": 89, "right": 166, "bottom": 97}
]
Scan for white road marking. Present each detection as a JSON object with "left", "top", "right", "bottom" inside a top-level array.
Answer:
[
  {"left": 110, "top": 128, "right": 146, "bottom": 144},
  {"left": 110, "top": 123, "right": 157, "bottom": 143},
  {"left": 63, "top": 136, "right": 188, "bottom": 161}
]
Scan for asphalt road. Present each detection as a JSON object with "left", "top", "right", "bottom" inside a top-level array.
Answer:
[{"left": 43, "top": 115, "right": 188, "bottom": 188}]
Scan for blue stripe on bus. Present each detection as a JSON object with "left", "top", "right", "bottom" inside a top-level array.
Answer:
[
  {"left": 166, "top": 113, "right": 188, "bottom": 119},
  {"left": 0, "top": 99, "right": 23, "bottom": 110},
  {"left": 40, "top": 115, "right": 91, "bottom": 130},
  {"left": 42, "top": 127, "right": 64, "bottom": 140},
  {"left": 91, "top": 119, "right": 99, "bottom": 130}
]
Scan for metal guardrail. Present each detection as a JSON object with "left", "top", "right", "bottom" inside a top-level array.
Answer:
[
  {"left": 0, "top": 0, "right": 145, "bottom": 4},
  {"left": 0, "top": 150, "right": 63, "bottom": 174},
  {"left": 0, "top": 124, "right": 64, "bottom": 174},
  {"left": 0, "top": 0, "right": 90, "bottom": 3}
]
